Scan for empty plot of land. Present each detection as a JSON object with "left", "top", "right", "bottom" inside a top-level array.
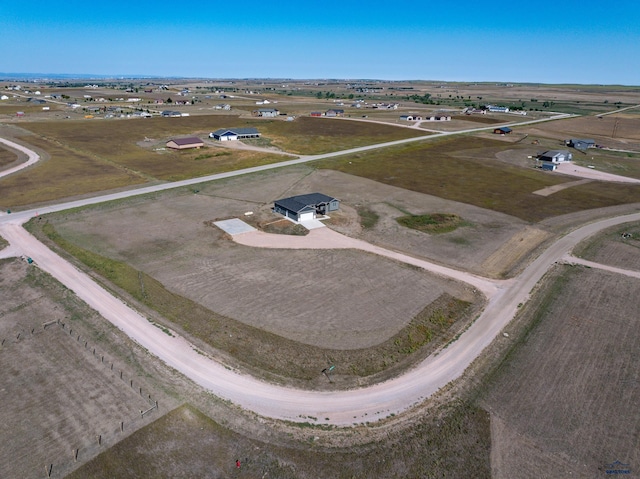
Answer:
[
  {"left": 483, "top": 266, "right": 640, "bottom": 478},
  {"left": 0, "top": 259, "right": 174, "bottom": 479},
  {"left": 50, "top": 195, "right": 468, "bottom": 350},
  {"left": 572, "top": 221, "right": 640, "bottom": 272}
]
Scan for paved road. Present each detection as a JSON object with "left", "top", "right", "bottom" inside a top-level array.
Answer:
[{"left": 2, "top": 113, "right": 639, "bottom": 425}]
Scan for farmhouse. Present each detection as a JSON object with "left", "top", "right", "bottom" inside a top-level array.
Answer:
[
  {"left": 273, "top": 193, "right": 340, "bottom": 222},
  {"left": 325, "top": 109, "right": 345, "bottom": 117},
  {"left": 565, "top": 138, "right": 596, "bottom": 150},
  {"left": 493, "top": 127, "right": 512, "bottom": 135},
  {"left": 255, "top": 108, "right": 279, "bottom": 117},
  {"left": 209, "top": 127, "right": 260, "bottom": 141},
  {"left": 166, "top": 137, "right": 204, "bottom": 150},
  {"left": 538, "top": 150, "right": 572, "bottom": 163},
  {"left": 487, "top": 105, "right": 510, "bottom": 113}
]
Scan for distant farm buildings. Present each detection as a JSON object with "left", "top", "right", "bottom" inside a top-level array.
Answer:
[
  {"left": 209, "top": 127, "right": 261, "bottom": 141},
  {"left": 166, "top": 137, "right": 204, "bottom": 150},
  {"left": 400, "top": 115, "right": 422, "bottom": 121},
  {"left": 486, "top": 105, "right": 510, "bottom": 113},
  {"left": 325, "top": 109, "right": 345, "bottom": 117},
  {"left": 254, "top": 108, "right": 279, "bottom": 118},
  {"left": 161, "top": 110, "right": 183, "bottom": 118},
  {"left": 273, "top": 193, "right": 340, "bottom": 222},
  {"left": 565, "top": 138, "right": 596, "bottom": 150},
  {"left": 493, "top": 127, "right": 512, "bottom": 135}
]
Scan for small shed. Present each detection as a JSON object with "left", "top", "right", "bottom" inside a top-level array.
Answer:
[
  {"left": 493, "top": 127, "right": 512, "bottom": 135},
  {"left": 273, "top": 193, "right": 340, "bottom": 222},
  {"left": 166, "top": 137, "right": 204, "bottom": 149},
  {"left": 541, "top": 162, "right": 557, "bottom": 171},
  {"left": 310, "top": 111, "right": 322, "bottom": 117}
]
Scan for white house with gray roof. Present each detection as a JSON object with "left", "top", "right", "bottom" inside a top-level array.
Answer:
[
  {"left": 273, "top": 193, "right": 340, "bottom": 222},
  {"left": 209, "top": 127, "right": 260, "bottom": 141}
]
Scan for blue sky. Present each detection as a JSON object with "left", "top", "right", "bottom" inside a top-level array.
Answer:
[{"left": 2, "top": 0, "right": 639, "bottom": 84}]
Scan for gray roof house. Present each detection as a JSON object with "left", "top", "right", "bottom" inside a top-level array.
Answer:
[
  {"left": 273, "top": 193, "right": 340, "bottom": 222},
  {"left": 537, "top": 150, "right": 572, "bottom": 163},
  {"left": 209, "top": 127, "right": 260, "bottom": 141},
  {"left": 565, "top": 139, "right": 596, "bottom": 150}
]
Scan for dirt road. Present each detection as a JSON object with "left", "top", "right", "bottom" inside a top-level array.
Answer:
[{"left": 2, "top": 114, "right": 639, "bottom": 425}]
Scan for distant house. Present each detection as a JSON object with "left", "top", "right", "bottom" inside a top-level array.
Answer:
[
  {"left": 209, "top": 127, "right": 260, "bottom": 141},
  {"left": 538, "top": 150, "right": 572, "bottom": 163},
  {"left": 255, "top": 108, "right": 279, "bottom": 117},
  {"left": 273, "top": 193, "right": 340, "bottom": 222},
  {"left": 427, "top": 115, "right": 451, "bottom": 121},
  {"left": 310, "top": 111, "right": 322, "bottom": 117},
  {"left": 166, "top": 137, "right": 204, "bottom": 149},
  {"left": 0, "top": 95, "right": 9, "bottom": 100},
  {"left": 161, "top": 110, "right": 182, "bottom": 117},
  {"left": 493, "top": 127, "right": 512, "bottom": 134},
  {"left": 400, "top": 115, "right": 422, "bottom": 121},
  {"left": 325, "top": 109, "right": 345, "bottom": 117},
  {"left": 486, "top": 105, "right": 510, "bottom": 113},
  {"left": 565, "top": 138, "right": 596, "bottom": 150}
]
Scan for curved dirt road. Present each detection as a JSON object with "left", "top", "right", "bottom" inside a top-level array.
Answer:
[{"left": 2, "top": 116, "right": 640, "bottom": 425}]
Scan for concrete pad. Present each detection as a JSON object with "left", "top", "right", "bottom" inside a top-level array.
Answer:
[
  {"left": 213, "top": 218, "right": 256, "bottom": 235},
  {"left": 300, "top": 219, "right": 326, "bottom": 230}
]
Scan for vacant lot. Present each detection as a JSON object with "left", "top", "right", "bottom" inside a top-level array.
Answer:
[
  {"left": 528, "top": 114, "right": 640, "bottom": 151},
  {"left": 480, "top": 265, "right": 640, "bottom": 478},
  {"left": 0, "top": 258, "right": 182, "bottom": 479},
  {"left": 572, "top": 221, "right": 640, "bottom": 271},
  {"left": 0, "top": 142, "right": 19, "bottom": 169},
  {"left": 67, "top": 400, "right": 491, "bottom": 479}
]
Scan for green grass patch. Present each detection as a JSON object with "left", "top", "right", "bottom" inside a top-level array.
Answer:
[
  {"left": 357, "top": 206, "right": 380, "bottom": 229},
  {"left": 397, "top": 213, "right": 466, "bottom": 234}
]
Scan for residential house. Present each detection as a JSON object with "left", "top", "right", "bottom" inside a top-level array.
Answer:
[
  {"left": 273, "top": 193, "right": 340, "bottom": 222},
  {"left": 493, "top": 127, "right": 512, "bottom": 134},
  {"left": 209, "top": 127, "right": 260, "bottom": 141}
]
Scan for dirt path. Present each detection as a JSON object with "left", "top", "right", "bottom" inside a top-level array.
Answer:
[
  {"left": 2, "top": 116, "right": 638, "bottom": 426},
  {"left": 232, "top": 226, "right": 504, "bottom": 298}
]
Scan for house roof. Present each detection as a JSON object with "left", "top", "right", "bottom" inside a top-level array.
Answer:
[
  {"left": 211, "top": 127, "right": 259, "bottom": 137},
  {"left": 169, "top": 137, "right": 203, "bottom": 146},
  {"left": 274, "top": 193, "right": 338, "bottom": 213},
  {"left": 495, "top": 127, "right": 512, "bottom": 133}
]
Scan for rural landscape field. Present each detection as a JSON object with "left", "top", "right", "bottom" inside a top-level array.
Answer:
[{"left": 1, "top": 78, "right": 639, "bottom": 478}]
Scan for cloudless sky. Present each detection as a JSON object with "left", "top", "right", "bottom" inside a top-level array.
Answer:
[{"left": 2, "top": 0, "right": 639, "bottom": 84}]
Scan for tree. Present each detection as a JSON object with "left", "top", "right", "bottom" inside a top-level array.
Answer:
[{"left": 166, "top": 97, "right": 173, "bottom": 103}]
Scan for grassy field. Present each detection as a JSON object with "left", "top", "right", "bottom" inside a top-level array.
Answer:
[
  {"left": 315, "top": 136, "right": 640, "bottom": 222},
  {"left": 572, "top": 221, "right": 640, "bottom": 271},
  {"left": 1, "top": 115, "right": 426, "bottom": 209},
  {"left": 66, "top": 400, "right": 491, "bottom": 479},
  {"left": 478, "top": 265, "right": 640, "bottom": 477},
  {"left": 0, "top": 143, "right": 18, "bottom": 168}
]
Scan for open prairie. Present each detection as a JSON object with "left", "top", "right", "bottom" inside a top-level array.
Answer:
[
  {"left": 3, "top": 79, "right": 640, "bottom": 479},
  {"left": 480, "top": 265, "right": 640, "bottom": 478},
  {"left": 0, "top": 259, "right": 182, "bottom": 479}
]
